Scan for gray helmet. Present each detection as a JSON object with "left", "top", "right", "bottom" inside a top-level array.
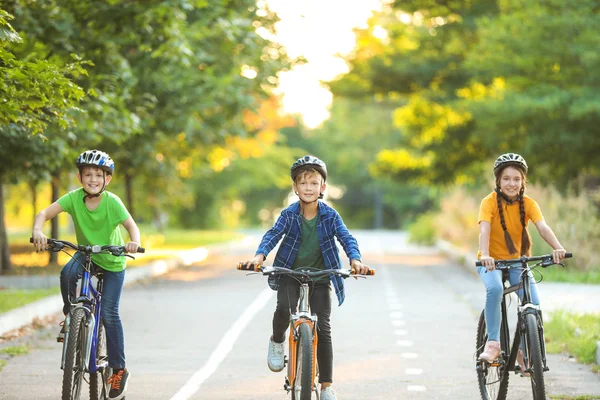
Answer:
[
  {"left": 493, "top": 153, "right": 528, "bottom": 177},
  {"left": 76, "top": 149, "right": 115, "bottom": 174},
  {"left": 291, "top": 155, "right": 327, "bottom": 182}
]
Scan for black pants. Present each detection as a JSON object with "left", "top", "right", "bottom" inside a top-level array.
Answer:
[{"left": 272, "top": 276, "right": 333, "bottom": 383}]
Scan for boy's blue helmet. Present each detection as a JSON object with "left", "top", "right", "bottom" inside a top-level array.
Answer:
[
  {"left": 291, "top": 155, "right": 327, "bottom": 182},
  {"left": 77, "top": 149, "right": 115, "bottom": 175}
]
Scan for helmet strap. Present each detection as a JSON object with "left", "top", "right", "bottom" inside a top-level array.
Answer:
[{"left": 494, "top": 187, "right": 520, "bottom": 205}]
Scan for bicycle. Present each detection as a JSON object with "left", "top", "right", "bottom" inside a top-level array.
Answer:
[
  {"left": 237, "top": 263, "right": 375, "bottom": 400},
  {"left": 474, "top": 252, "right": 572, "bottom": 400},
  {"left": 32, "top": 237, "right": 144, "bottom": 400}
]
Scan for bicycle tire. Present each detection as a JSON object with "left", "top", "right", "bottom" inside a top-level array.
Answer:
[
  {"left": 89, "top": 319, "right": 107, "bottom": 400},
  {"left": 476, "top": 310, "right": 509, "bottom": 400},
  {"left": 62, "top": 308, "right": 86, "bottom": 400},
  {"left": 525, "top": 313, "right": 546, "bottom": 400},
  {"left": 292, "top": 323, "right": 314, "bottom": 400}
]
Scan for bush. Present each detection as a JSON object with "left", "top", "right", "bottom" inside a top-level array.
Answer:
[{"left": 408, "top": 212, "right": 437, "bottom": 246}]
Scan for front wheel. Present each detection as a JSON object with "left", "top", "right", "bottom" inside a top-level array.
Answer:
[
  {"left": 476, "top": 310, "right": 509, "bottom": 400},
  {"left": 292, "top": 322, "right": 314, "bottom": 400},
  {"left": 525, "top": 313, "right": 546, "bottom": 400},
  {"left": 62, "top": 308, "right": 86, "bottom": 400}
]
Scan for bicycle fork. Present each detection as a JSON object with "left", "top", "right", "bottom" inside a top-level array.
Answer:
[{"left": 60, "top": 305, "right": 95, "bottom": 372}]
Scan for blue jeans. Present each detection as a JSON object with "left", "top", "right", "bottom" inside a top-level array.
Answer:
[
  {"left": 60, "top": 252, "right": 126, "bottom": 369},
  {"left": 477, "top": 266, "right": 541, "bottom": 342}
]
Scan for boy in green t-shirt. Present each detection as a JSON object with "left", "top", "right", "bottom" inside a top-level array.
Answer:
[{"left": 32, "top": 149, "right": 141, "bottom": 400}]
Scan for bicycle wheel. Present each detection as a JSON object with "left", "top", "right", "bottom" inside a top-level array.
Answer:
[
  {"left": 476, "top": 310, "right": 509, "bottom": 400},
  {"left": 525, "top": 313, "right": 546, "bottom": 400},
  {"left": 292, "top": 322, "right": 314, "bottom": 400},
  {"left": 62, "top": 308, "right": 86, "bottom": 400},
  {"left": 89, "top": 319, "right": 107, "bottom": 400}
]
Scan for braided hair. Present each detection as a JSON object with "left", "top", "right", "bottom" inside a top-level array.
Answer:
[{"left": 494, "top": 173, "right": 532, "bottom": 256}]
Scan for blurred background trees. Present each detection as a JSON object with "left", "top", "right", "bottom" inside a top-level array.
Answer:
[{"left": 2, "top": 0, "right": 599, "bottom": 274}]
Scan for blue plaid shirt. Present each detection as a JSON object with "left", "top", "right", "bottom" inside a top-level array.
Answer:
[{"left": 256, "top": 201, "right": 362, "bottom": 306}]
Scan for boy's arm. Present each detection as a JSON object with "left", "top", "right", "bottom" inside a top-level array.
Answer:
[
  {"left": 332, "top": 212, "right": 371, "bottom": 273},
  {"left": 255, "top": 213, "right": 288, "bottom": 261},
  {"left": 122, "top": 217, "right": 142, "bottom": 253},
  {"left": 32, "top": 202, "right": 63, "bottom": 252}
]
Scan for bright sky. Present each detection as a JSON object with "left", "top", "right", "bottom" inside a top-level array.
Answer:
[{"left": 264, "top": 0, "right": 384, "bottom": 128}]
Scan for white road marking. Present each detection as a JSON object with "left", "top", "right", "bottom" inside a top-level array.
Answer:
[
  {"left": 405, "top": 368, "right": 423, "bottom": 375},
  {"left": 392, "top": 320, "right": 406, "bottom": 327},
  {"left": 170, "top": 288, "right": 274, "bottom": 400},
  {"left": 396, "top": 340, "right": 414, "bottom": 346},
  {"left": 408, "top": 385, "right": 427, "bottom": 392},
  {"left": 400, "top": 352, "right": 419, "bottom": 359}
]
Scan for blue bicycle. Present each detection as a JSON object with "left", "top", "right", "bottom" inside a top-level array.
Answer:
[{"left": 33, "top": 238, "right": 144, "bottom": 400}]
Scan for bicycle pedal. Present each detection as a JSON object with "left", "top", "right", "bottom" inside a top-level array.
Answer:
[
  {"left": 284, "top": 355, "right": 288, "bottom": 365},
  {"left": 56, "top": 337, "right": 64, "bottom": 343}
]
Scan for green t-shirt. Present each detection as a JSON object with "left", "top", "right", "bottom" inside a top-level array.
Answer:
[
  {"left": 57, "top": 188, "right": 131, "bottom": 272},
  {"left": 291, "top": 215, "right": 328, "bottom": 286}
]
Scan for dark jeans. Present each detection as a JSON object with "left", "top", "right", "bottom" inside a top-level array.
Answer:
[
  {"left": 273, "top": 276, "right": 333, "bottom": 383},
  {"left": 60, "top": 252, "right": 127, "bottom": 369}
]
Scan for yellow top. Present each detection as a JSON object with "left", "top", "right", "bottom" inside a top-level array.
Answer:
[{"left": 477, "top": 191, "right": 543, "bottom": 260}]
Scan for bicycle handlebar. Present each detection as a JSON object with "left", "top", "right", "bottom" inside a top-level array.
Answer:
[
  {"left": 30, "top": 237, "right": 145, "bottom": 255},
  {"left": 237, "top": 263, "right": 375, "bottom": 277},
  {"left": 475, "top": 252, "right": 572, "bottom": 268}
]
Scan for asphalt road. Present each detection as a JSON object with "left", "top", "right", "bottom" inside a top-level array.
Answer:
[{"left": 0, "top": 231, "right": 598, "bottom": 399}]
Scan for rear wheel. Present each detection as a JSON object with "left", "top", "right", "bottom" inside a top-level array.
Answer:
[
  {"left": 476, "top": 310, "right": 509, "bottom": 400},
  {"left": 89, "top": 319, "right": 107, "bottom": 400},
  {"left": 292, "top": 322, "right": 314, "bottom": 400},
  {"left": 62, "top": 308, "right": 86, "bottom": 400},
  {"left": 525, "top": 313, "right": 546, "bottom": 400}
]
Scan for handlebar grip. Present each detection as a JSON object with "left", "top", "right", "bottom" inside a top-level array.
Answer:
[
  {"left": 565, "top": 252, "right": 572, "bottom": 258},
  {"left": 137, "top": 247, "right": 145, "bottom": 253},
  {"left": 237, "top": 262, "right": 260, "bottom": 271},
  {"left": 351, "top": 268, "right": 376, "bottom": 275},
  {"left": 29, "top": 237, "right": 33, "bottom": 243},
  {"left": 475, "top": 261, "right": 483, "bottom": 267}
]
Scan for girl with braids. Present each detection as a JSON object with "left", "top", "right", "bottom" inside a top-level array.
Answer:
[{"left": 477, "top": 153, "right": 567, "bottom": 370}]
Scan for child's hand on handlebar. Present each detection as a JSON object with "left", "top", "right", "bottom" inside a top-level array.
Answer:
[
  {"left": 31, "top": 231, "right": 48, "bottom": 253},
  {"left": 552, "top": 248, "right": 567, "bottom": 264},
  {"left": 125, "top": 241, "right": 141, "bottom": 253},
  {"left": 480, "top": 255, "right": 496, "bottom": 272},
  {"left": 240, "top": 254, "right": 265, "bottom": 271},
  {"left": 351, "top": 259, "right": 370, "bottom": 275}
]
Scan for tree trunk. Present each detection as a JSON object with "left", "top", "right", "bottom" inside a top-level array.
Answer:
[
  {"left": 30, "top": 181, "right": 38, "bottom": 219},
  {"left": 0, "top": 183, "right": 12, "bottom": 273},
  {"left": 49, "top": 175, "right": 60, "bottom": 264},
  {"left": 125, "top": 171, "right": 135, "bottom": 220}
]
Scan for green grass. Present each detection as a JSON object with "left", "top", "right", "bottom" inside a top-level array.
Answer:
[
  {"left": 536, "top": 266, "right": 600, "bottom": 285},
  {"left": 0, "top": 359, "right": 6, "bottom": 372},
  {"left": 545, "top": 310, "right": 600, "bottom": 366},
  {"left": 0, "top": 345, "right": 29, "bottom": 356},
  {"left": 0, "top": 288, "right": 60, "bottom": 313}
]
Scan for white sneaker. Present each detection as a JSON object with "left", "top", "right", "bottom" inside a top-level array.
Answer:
[
  {"left": 321, "top": 387, "right": 337, "bottom": 400},
  {"left": 267, "top": 337, "right": 285, "bottom": 372}
]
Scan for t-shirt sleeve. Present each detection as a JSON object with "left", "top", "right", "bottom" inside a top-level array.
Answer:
[
  {"left": 111, "top": 195, "right": 131, "bottom": 225},
  {"left": 57, "top": 191, "right": 74, "bottom": 215},
  {"left": 478, "top": 196, "right": 495, "bottom": 224},
  {"left": 528, "top": 199, "right": 544, "bottom": 223}
]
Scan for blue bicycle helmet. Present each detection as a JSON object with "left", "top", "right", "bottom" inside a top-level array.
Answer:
[{"left": 76, "top": 149, "right": 115, "bottom": 175}]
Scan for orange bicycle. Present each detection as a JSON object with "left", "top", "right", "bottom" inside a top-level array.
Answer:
[{"left": 237, "top": 264, "right": 375, "bottom": 400}]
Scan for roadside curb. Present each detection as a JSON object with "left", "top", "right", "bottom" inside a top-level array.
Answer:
[{"left": 436, "top": 239, "right": 478, "bottom": 277}]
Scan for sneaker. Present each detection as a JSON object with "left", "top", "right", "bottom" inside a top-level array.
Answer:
[
  {"left": 478, "top": 340, "right": 501, "bottom": 363},
  {"left": 108, "top": 368, "right": 130, "bottom": 400},
  {"left": 267, "top": 337, "right": 285, "bottom": 372},
  {"left": 56, "top": 320, "right": 65, "bottom": 343},
  {"left": 321, "top": 387, "right": 337, "bottom": 400}
]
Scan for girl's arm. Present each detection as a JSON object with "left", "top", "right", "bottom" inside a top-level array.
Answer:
[
  {"left": 122, "top": 217, "right": 141, "bottom": 253},
  {"left": 478, "top": 221, "right": 495, "bottom": 271},
  {"left": 32, "top": 202, "right": 64, "bottom": 252},
  {"left": 534, "top": 220, "right": 566, "bottom": 263}
]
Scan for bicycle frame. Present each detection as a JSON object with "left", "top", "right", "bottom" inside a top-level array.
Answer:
[
  {"left": 498, "top": 262, "right": 547, "bottom": 375},
  {"left": 61, "top": 253, "right": 107, "bottom": 375},
  {"left": 285, "top": 282, "right": 319, "bottom": 393}
]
